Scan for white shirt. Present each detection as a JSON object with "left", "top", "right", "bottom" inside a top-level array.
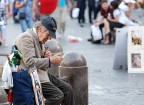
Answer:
[
  {"left": 119, "top": 1, "right": 129, "bottom": 12},
  {"left": 113, "top": 8, "right": 127, "bottom": 24},
  {"left": 113, "top": 7, "right": 139, "bottom": 26}
]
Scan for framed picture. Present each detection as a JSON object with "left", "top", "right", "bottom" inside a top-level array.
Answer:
[
  {"left": 128, "top": 27, "right": 142, "bottom": 49},
  {"left": 128, "top": 26, "right": 144, "bottom": 73},
  {"left": 128, "top": 51, "right": 144, "bottom": 73}
]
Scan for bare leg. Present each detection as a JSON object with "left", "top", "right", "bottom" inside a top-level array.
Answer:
[
  {"left": 103, "top": 19, "right": 110, "bottom": 34},
  {"left": 103, "top": 19, "right": 110, "bottom": 44}
]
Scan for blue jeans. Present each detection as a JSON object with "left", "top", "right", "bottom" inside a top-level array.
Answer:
[{"left": 19, "top": 19, "right": 33, "bottom": 32}]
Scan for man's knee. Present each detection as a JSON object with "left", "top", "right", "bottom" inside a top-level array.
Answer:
[
  {"left": 56, "top": 90, "right": 64, "bottom": 101},
  {"left": 65, "top": 83, "right": 74, "bottom": 94}
]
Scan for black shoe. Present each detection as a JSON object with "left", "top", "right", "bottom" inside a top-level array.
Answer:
[
  {"left": 87, "top": 38, "right": 92, "bottom": 41},
  {"left": 92, "top": 40, "right": 101, "bottom": 44},
  {"left": 89, "top": 20, "right": 92, "bottom": 24},
  {"left": 0, "top": 42, "right": 2, "bottom": 46},
  {"left": 80, "top": 24, "right": 84, "bottom": 27}
]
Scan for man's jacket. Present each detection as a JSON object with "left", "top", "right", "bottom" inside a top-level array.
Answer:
[{"left": 15, "top": 29, "right": 50, "bottom": 83}]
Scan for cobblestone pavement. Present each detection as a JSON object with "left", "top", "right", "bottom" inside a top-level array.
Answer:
[{"left": 0, "top": 9, "right": 144, "bottom": 105}]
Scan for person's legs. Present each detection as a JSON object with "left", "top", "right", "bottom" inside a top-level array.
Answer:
[
  {"left": 88, "top": 5, "right": 93, "bottom": 23},
  {"left": 19, "top": 19, "right": 27, "bottom": 32},
  {"left": 57, "top": 7, "right": 63, "bottom": 35},
  {"left": 41, "top": 82, "right": 64, "bottom": 105},
  {"left": 99, "top": 23, "right": 104, "bottom": 39},
  {"left": 103, "top": 19, "right": 125, "bottom": 44},
  {"left": 48, "top": 73, "right": 75, "bottom": 105},
  {"left": 103, "top": 19, "right": 111, "bottom": 44},
  {"left": 55, "top": 7, "right": 65, "bottom": 37},
  {"left": 78, "top": 9, "right": 84, "bottom": 27},
  {"left": 61, "top": 7, "right": 67, "bottom": 35},
  {"left": 81, "top": 8, "right": 85, "bottom": 23},
  {"left": 78, "top": 9, "right": 82, "bottom": 24},
  {"left": 26, "top": 19, "right": 33, "bottom": 29},
  {"left": 0, "top": 27, "right": 2, "bottom": 45},
  {"left": 103, "top": 19, "right": 110, "bottom": 34},
  {"left": 94, "top": 6, "right": 100, "bottom": 20},
  {"left": 1, "top": 24, "right": 7, "bottom": 46}
]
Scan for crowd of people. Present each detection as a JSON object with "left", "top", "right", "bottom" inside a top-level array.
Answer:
[
  {"left": 0, "top": 0, "right": 73, "bottom": 46},
  {"left": 0, "top": 0, "right": 143, "bottom": 46},
  {"left": 86, "top": 0, "right": 143, "bottom": 44}
]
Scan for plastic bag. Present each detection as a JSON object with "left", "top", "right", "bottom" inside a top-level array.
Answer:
[
  {"left": 2, "top": 53, "right": 14, "bottom": 88},
  {"left": 72, "top": 8, "right": 80, "bottom": 18},
  {"left": 91, "top": 25, "right": 102, "bottom": 41}
]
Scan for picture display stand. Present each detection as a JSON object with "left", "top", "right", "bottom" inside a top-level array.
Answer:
[
  {"left": 128, "top": 26, "right": 144, "bottom": 73},
  {"left": 113, "top": 27, "right": 128, "bottom": 70}
]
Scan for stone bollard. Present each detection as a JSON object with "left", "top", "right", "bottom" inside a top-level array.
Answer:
[
  {"left": 59, "top": 52, "right": 88, "bottom": 105},
  {"left": 45, "top": 39, "right": 63, "bottom": 77}
]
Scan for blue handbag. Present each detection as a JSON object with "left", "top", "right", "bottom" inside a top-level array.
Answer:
[{"left": 12, "top": 70, "right": 35, "bottom": 105}]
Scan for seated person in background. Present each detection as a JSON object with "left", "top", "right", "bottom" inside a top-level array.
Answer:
[
  {"left": 119, "top": 0, "right": 141, "bottom": 24},
  {"left": 103, "top": 0, "right": 139, "bottom": 44},
  {"left": 136, "top": 0, "right": 144, "bottom": 11},
  {"left": 87, "top": 0, "right": 114, "bottom": 44}
]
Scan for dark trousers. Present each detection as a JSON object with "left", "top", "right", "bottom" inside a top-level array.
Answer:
[
  {"left": 88, "top": 5, "right": 100, "bottom": 23},
  {"left": 99, "top": 23, "right": 104, "bottom": 38},
  {"left": 108, "top": 20, "right": 125, "bottom": 31},
  {"left": 78, "top": 8, "right": 85, "bottom": 24},
  {"left": 41, "top": 73, "right": 75, "bottom": 105}
]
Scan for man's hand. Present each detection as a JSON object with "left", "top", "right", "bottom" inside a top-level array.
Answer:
[
  {"left": 50, "top": 53, "right": 63, "bottom": 64},
  {"left": 44, "top": 50, "right": 52, "bottom": 58}
]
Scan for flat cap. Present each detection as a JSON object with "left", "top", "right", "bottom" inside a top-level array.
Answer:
[{"left": 41, "top": 16, "right": 57, "bottom": 39}]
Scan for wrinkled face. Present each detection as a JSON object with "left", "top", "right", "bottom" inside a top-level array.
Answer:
[
  {"left": 37, "top": 26, "right": 52, "bottom": 44},
  {"left": 101, "top": 2, "right": 109, "bottom": 11}
]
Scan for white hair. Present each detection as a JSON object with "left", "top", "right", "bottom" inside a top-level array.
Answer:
[{"left": 33, "top": 21, "right": 47, "bottom": 32}]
